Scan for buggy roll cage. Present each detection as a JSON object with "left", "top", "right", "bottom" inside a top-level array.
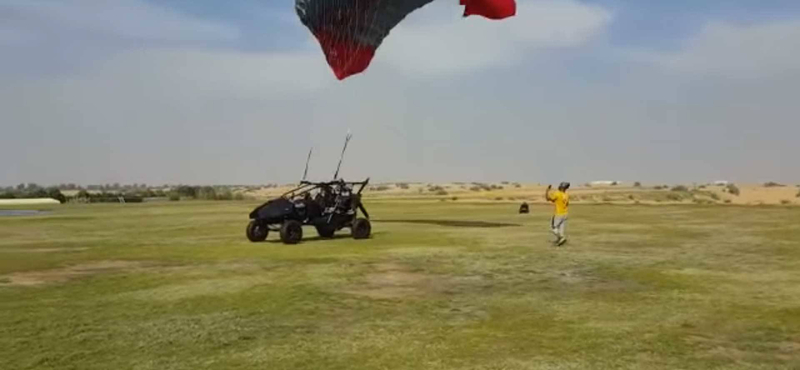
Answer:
[{"left": 279, "top": 178, "right": 370, "bottom": 200}]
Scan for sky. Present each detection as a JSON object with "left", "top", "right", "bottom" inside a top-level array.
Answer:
[{"left": 1, "top": 0, "right": 799, "bottom": 186}]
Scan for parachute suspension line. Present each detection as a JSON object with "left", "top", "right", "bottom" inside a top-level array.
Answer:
[
  {"left": 296, "top": 0, "right": 516, "bottom": 80},
  {"left": 337, "top": 0, "right": 382, "bottom": 80},
  {"left": 303, "top": 0, "right": 391, "bottom": 80},
  {"left": 341, "top": 0, "right": 384, "bottom": 78},
  {"left": 344, "top": 0, "right": 364, "bottom": 77},
  {"left": 338, "top": 0, "right": 356, "bottom": 77}
]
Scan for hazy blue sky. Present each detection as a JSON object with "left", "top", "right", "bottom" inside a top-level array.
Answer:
[{"left": 2, "top": 0, "right": 799, "bottom": 186}]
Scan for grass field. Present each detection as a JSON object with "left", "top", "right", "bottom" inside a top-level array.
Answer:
[{"left": 1, "top": 201, "right": 799, "bottom": 369}]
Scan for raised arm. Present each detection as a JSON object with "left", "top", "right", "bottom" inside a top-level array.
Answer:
[{"left": 545, "top": 184, "right": 552, "bottom": 202}]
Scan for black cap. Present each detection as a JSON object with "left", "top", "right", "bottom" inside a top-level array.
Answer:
[{"left": 558, "top": 182, "right": 570, "bottom": 190}]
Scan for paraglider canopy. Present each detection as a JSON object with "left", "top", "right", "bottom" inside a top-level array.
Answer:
[{"left": 295, "top": 0, "right": 517, "bottom": 80}]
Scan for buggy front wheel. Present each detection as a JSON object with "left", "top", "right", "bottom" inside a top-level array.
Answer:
[{"left": 246, "top": 221, "right": 268, "bottom": 242}]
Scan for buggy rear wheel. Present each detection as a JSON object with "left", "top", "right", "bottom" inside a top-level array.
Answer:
[
  {"left": 352, "top": 218, "right": 371, "bottom": 240},
  {"left": 280, "top": 220, "right": 303, "bottom": 244},
  {"left": 246, "top": 221, "right": 268, "bottom": 242}
]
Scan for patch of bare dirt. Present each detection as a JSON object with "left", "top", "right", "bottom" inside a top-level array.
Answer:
[
  {"left": 0, "top": 260, "right": 148, "bottom": 286},
  {"left": 778, "top": 341, "right": 800, "bottom": 354},
  {"left": 688, "top": 334, "right": 800, "bottom": 362},
  {"left": 344, "top": 263, "right": 478, "bottom": 299},
  {"left": 120, "top": 276, "right": 271, "bottom": 302},
  {"left": 544, "top": 267, "right": 646, "bottom": 295}
]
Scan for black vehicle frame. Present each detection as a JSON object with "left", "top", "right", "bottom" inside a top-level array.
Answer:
[{"left": 246, "top": 178, "right": 371, "bottom": 244}]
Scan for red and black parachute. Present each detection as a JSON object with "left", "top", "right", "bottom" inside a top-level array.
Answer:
[{"left": 296, "top": 0, "right": 517, "bottom": 80}]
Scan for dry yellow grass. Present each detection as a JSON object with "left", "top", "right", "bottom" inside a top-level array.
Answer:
[
  {"left": 243, "top": 182, "right": 799, "bottom": 206},
  {"left": 2, "top": 200, "right": 799, "bottom": 369}
]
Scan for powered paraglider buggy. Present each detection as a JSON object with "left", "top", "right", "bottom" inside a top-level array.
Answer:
[{"left": 246, "top": 179, "right": 371, "bottom": 244}]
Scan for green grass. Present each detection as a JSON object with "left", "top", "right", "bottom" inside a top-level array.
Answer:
[{"left": 1, "top": 201, "right": 799, "bottom": 369}]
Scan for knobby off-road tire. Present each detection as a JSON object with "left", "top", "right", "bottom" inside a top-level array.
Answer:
[
  {"left": 280, "top": 220, "right": 303, "bottom": 244},
  {"left": 246, "top": 221, "right": 268, "bottom": 242},
  {"left": 352, "top": 218, "right": 371, "bottom": 240}
]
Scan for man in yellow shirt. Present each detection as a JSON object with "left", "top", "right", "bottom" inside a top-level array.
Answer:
[{"left": 545, "top": 182, "right": 570, "bottom": 246}]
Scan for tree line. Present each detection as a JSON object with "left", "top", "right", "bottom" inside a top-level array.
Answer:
[{"left": 0, "top": 184, "right": 251, "bottom": 203}]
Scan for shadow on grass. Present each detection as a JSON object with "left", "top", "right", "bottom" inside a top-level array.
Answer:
[
  {"left": 265, "top": 234, "right": 349, "bottom": 244},
  {"left": 302, "top": 234, "right": 353, "bottom": 242},
  {"left": 374, "top": 219, "right": 520, "bottom": 228}
]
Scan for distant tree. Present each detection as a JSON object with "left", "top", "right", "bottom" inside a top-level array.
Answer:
[
  {"left": 29, "top": 188, "right": 48, "bottom": 198},
  {"left": 196, "top": 186, "right": 217, "bottom": 200},
  {"left": 176, "top": 186, "right": 197, "bottom": 198},
  {"left": 17, "top": 183, "right": 25, "bottom": 191},
  {"left": 46, "top": 188, "right": 66, "bottom": 203},
  {"left": 27, "top": 183, "right": 40, "bottom": 191},
  {"left": 633, "top": 182, "right": 642, "bottom": 187},
  {"left": 216, "top": 189, "right": 233, "bottom": 201},
  {"left": 666, "top": 193, "right": 683, "bottom": 201}
]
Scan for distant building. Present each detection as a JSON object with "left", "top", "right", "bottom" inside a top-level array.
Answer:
[
  {"left": 713, "top": 181, "right": 730, "bottom": 186},
  {"left": 589, "top": 181, "right": 621, "bottom": 186}
]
